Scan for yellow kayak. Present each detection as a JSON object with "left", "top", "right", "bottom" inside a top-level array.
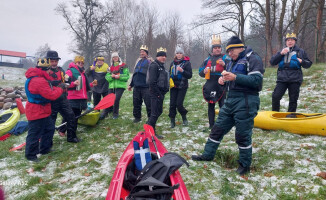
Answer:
[
  {"left": 78, "top": 110, "right": 100, "bottom": 126},
  {"left": 0, "top": 108, "right": 20, "bottom": 136},
  {"left": 215, "top": 110, "right": 326, "bottom": 137}
]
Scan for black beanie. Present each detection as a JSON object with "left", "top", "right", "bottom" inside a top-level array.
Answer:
[
  {"left": 226, "top": 36, "right": 244, "bottom": 52},
  {"left": 156, "top": 51, "right": 167, "bottom": 57}
]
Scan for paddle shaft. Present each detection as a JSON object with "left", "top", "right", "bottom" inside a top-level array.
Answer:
[
  {"left": 55, "top": 108, "right": 95, "bottom": 130},
  {"left": 151, "top": 136, "right": 161, "bottom": 159}
]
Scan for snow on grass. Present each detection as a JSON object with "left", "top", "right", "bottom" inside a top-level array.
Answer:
[{"left": 1, "top": 66, "right": 326, "bottom": 199}]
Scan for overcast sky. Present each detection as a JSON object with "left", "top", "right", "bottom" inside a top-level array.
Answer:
[{"left": 0, "top": 0, "right": 203, "bottom": 63}]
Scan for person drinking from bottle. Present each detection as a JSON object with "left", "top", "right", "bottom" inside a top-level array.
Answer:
[{"left": 199, "top": 35, "right": 230, "bottom": 129}]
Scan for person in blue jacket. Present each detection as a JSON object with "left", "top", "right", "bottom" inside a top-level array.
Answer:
[
  {"left": 270, "top": 33, "right": 312, "bottom": 112},
  {"left": 192, "top": 36, "right": 265, "bottom": 176},
  {"left": 199, "top": 35, "right": 230, "bottom": 129}
]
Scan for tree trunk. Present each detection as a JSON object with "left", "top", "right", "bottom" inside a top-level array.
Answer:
[
  {"left": 265, "top": 0, "right": 272, "bottom": 66},
  {"left": 315, "top": 0, "right": 325, "bottom": 63},
  {"left": 278, "top": 0, "right": 287, "bottom": 49}
]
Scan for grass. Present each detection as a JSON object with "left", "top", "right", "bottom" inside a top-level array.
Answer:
[{"left": 1, "top": 64, "right": 326, "bottom": 199}]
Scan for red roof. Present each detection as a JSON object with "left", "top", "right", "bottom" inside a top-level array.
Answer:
[{"left": 0, "top": 50, "right": 26, "bottom": 58}]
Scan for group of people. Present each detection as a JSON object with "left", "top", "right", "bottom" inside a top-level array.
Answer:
[{"left": 24, "top": 33, "right": 312, "bottom": 176}]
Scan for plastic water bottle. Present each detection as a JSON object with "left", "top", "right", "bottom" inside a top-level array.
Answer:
[{"left": 87, "top": 102, "right": 94, "bottom": 110}]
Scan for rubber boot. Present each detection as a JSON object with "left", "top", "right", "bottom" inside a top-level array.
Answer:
[
  {"left": 170, "top": 118, "right": 175, "bottom": 128},
  {"left": 100, "top": 108, "right": 109, "bottom": 120},
  {"left": 202, "top": 139, "right": 220, "bottom": 160},
  {"left": 182, "top": 115, "right": 188, "bottom": 126},
  {"left": 236, "top": 162, "right": 250, "bottom": 175}
]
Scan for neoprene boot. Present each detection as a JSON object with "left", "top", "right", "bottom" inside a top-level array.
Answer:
[
  {"left": 182, "top": 115, "right": 188, "bottom": 126},
  {"left": 170, "top": 118, "right": 175, "bottom": 128},
  {"left": 236, "top": 163, "right": 250, "bottom": 176}
]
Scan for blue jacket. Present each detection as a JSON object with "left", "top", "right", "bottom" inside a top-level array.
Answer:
[
  {"left": 270, "top": 45, "right": 312, "bottom": 83},
  {"left": 226, "top": 46, "right": 264, "bottom": 95}
]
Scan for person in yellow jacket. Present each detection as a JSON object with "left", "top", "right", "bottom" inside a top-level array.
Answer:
[
  {"left": 86, "top": 56, "right": 109, "bottom": 107},
  {"left": 101, "top": 52, "right": 130, "bottom": 119}
]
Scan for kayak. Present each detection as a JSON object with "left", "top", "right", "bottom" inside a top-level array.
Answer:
[
  {"left": 0, "top": 108, "right": 20, "bottom": 136},
  {"left": 106, "top": 131, "right": 190, "bottom": 200},
  {"left": 254, "top": 111, "right": 326, "bottom": 136},
  {"left": 77, "top": 111, "right": 100, "bottom": 126},
  {"left": 215, "top": 109, "right": 326, "bottom": 136}
]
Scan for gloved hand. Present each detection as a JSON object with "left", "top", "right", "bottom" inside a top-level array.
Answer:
[{"left": 58, "top": 83, "right": 68, "bottom": 91}]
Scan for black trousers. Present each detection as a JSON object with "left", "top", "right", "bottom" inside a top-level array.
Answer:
[
  {"left": 272, "top": 82, "right": 301, "bottom": 112},
  {"left": 51, "top": 98, "right": 77, "bottom": 141},
  {"left": 25, "top": 116, "right": 54, "bottom": 160},
  {"left": 148, "top": 93, "right": 165, "bottom": 132},
  {"left": 169, "top": 88, "right": 188, "bottom": 119},
  {"left": 105, "top": 88, "right": 125, "bottom": 117},
  {"left": 133, "top": 87, "right": 151, "bottom": 119},
  {"left": 208, "top": 96, "right": 225, "bottom": 128},
  {"left": 93, "top": 91, "right": 109, "bottom": 107}
]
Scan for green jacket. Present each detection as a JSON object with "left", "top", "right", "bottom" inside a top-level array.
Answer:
[{"left": 105, "top": 63, "right": 130, "bottom": 89}]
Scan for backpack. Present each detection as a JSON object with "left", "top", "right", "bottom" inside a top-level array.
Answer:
[{"left": 126, "top": 152, "right": 189, "bottom": 200}]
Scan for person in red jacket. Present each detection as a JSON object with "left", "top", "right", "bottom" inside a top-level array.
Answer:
[
  {"left": 25, "top": 58, "right": 64, "bottom": 162},
  {"left": 65, "top": 56, "right": 97, "bottom": 123}
]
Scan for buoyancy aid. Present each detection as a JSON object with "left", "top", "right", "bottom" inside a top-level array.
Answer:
[{"left": 25, "top": 77, "right": 51, "bottom": 104}]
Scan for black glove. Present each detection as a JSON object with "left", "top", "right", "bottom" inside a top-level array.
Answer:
[{"left": 58, "top": 83, "right": 68, "bottom": 91}]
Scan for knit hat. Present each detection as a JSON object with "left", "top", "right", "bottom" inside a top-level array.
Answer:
[
  {"left": 156, "top": 47, "right": 167, "bottom": 57},
  {"left": 175, "top": 46, "right": 184, "bottom": 54},
  {"left": 285, "top": 33, "right": 297, "bottom": 41},
  {"left": 111, "top": 52, "right": 119, "bottom": 58},
  {"left": 226, "top": 36, "right": 244, "bottom": 52}
]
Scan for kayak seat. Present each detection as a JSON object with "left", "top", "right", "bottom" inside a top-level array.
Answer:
[
  {"left": 0, "top": 113, "right": 13, "bottom": 123},
  {"left": 286, "top": 113, "right": 298, "bottom": 118}
]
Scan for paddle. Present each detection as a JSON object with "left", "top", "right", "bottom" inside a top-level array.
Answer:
[
  {"left": 143, "top": 124, "right": 161, "bottom": 159},
  {"left": 55, "top": 93, "right": 116, "bottom": 129}
]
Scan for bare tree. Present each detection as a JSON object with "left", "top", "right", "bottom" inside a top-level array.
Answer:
[
  {"left": 315, "top": 0, "right": 325, "bottom": 62},
  {"left": 194, "top": 0, "right": 255, "bottom": 41},
  {"left": 55, "top": 0, "right": 114, "bottom": 67}
]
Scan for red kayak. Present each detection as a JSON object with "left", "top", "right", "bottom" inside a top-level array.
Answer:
[{"left": 106, "top": 130, "right": 190, "bottom": 200}]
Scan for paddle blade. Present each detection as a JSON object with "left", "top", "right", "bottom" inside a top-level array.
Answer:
[
  {"left": 94, "top": 93, "right": 116, "bottom": 110},
  {"left": 15, "top": 98, "right": 25, "bottom": 114},
  {"left": 143, "top": 124, "right": 155, "bottom": 136}
]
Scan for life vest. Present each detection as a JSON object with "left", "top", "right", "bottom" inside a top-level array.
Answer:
[
  {"left": 278, "top": 51, "right": 301, "bottom": 70},
  {"left": 227, "top": 52, "right": 252, "bottom": 75},
  {"left": 134, "top": 58, "right": 150, "bottom": 75},
  {"left": 133, "top": 133, "right": 152, "bottom": 171},
  {"left": 25, "top": 77, "right": 51, "bottom": 105}
]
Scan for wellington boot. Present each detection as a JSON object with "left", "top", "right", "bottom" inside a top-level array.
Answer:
[
  {"left": 182, "top": 115, "right": 188, "bottom": 126},
  {"left": 170, "top": 118, "right": 175, "bottom": 128}
]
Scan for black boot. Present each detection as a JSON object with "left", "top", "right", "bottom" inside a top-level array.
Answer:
[
  {"left": 99, "top": 108, "right": 109, "bottom": 120},
  {"left": 182, "top": 115, "right": 188, "bottom": 126},
  {"left": 236, "top": 164, "right": 250, "bottom": 176},
  {"left": 170, "top": 118, "right": 175, "bottom": 128},
  {"left": 191, "top": 154, "right": 213, "bottom": 161}
]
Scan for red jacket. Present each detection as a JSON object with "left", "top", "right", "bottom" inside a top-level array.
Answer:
[
  {"left": 25, "top": 68, "right": 63, "bottom": 120},
  {"left": 66, "top": 62, "right": 93, "bottom": 100}
]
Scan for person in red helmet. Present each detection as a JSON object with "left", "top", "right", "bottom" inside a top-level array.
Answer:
[{"left": 24, "top": 58, "right": 64, "bottom": 162}]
